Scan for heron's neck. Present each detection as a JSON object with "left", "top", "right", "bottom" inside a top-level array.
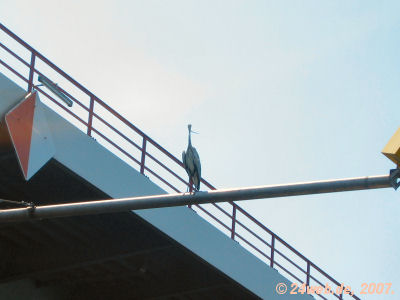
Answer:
[{"left": 188, "top": 130, "right": 192, "bottom": 146}]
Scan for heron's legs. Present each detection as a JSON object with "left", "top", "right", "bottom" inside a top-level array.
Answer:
[
  {"left": 184, "top": 179, "right": 200, "bottom": 194},
  {"left": 188, "top": 179, "right": 194, "bottom": 194}
]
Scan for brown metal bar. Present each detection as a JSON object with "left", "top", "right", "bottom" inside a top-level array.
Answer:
[
  {"left": 0, "top": 42, "right": 30, "bottom": 67},
  {"left": 90, "top": 127, "right": 141, "bottom": 166},
  {"left": 87, "top": 96, "right": 95, "bottom": 136},
  {"left": 234, "top": 218, "right": 271, "bottom": 248},
  {"left": 195, "top": 205, "right": 231, "bottom": 232},
  {"left": 143, "top": 166, "right": 180, "bottom": 193},
  {"left": 233, "top": 231, "right": 271, "bottom": 261},
  {"left": 140, "top": 138, "right": 147, "bottom": 174},
  {"left": 0, "top": 23, "right": 97, "bottom": 99},
  {"left": 273, "top": 247, "right": 307, "bottom": 275},
  {"left": 270, "top": 235, "right": 275, "bottom": 268},
  {"left": 0, "top": 59, "right": 29, "bottom": 83},
  {"left": 91, "top": 111, "right": 142, "bottom": 151},
  {"left": 145, "top": 151, "right": 188, "bottom": 185},
  {"left": 231, "top": 205, "right": 236, "bottom": 239},
  {"left": 27, "top": 53, "right": 35, "bottom": 92},
  {"left": 273, "top": 260, "right": 303, "bottom": 284},
  {"left": 211, "top": 202, "right": 231, "bottom": 216}
]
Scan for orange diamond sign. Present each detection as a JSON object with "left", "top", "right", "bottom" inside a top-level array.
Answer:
[{"left": 5, "top": 91, "right": 55, "bottom": 180}]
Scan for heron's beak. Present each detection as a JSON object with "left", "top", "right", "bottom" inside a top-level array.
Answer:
[{"left": 190, "top": 130, "right": 199, "bottom": 134}]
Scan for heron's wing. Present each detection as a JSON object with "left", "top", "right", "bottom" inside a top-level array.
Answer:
[
  {"left": 182, "top": 151, "right": 190, "bottom": 176},
  {"left": 182, "top": 151, "right": 187, "bottom": 170},
  {"left": 182, "top": 151, "right": 186, "bottom": 166},
  {"left": 193, "top": 147, "right": 201, "bottom": 190},
  {"left": 193, "top": 172, "right": 200, "bottom": 191},
  {"left": 192, "top": 147, "right": 201, "bottom": 179}
]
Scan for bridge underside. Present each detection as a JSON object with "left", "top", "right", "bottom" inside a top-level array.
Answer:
[{"left": 0, "top": 125, "right": 258, "bottom": 300}]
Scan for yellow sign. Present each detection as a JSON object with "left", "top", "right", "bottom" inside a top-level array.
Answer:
[{"left": 382, "top": 127, "right": 400, "bottom": 166}]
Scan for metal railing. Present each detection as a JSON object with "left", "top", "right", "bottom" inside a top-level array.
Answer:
[{"left": 0, "top": 23, "right": 359, "bottom": 300}]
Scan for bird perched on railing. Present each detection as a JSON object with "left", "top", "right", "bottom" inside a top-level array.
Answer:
[{"left": 182, "top": 124, "right": 201, "bottom": 192}]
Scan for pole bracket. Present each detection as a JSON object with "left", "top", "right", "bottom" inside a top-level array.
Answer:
[{"left": 390, "top": 168, "right": 400, "bottom": 190}]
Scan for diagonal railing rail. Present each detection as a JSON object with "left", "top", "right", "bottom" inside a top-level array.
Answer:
[{"left": 0, "top": 23, "right": 359, "bottom": 300}]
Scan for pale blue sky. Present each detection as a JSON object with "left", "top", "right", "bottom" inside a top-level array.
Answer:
[{"left": 1, "top": 1, "right": 400, "bottom": 299}]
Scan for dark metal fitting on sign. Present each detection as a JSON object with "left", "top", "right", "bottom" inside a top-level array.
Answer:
[{"left": 390, "top": 168, "right": 400, "bottom": 190}]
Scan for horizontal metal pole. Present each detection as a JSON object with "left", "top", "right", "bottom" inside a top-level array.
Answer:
[{"left": 0, "top": 175, "right": 394, "bottom": 223}]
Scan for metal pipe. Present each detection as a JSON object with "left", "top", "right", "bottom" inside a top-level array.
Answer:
[{"left": 0, "top": 175, "right": 394, "bottom": 223}]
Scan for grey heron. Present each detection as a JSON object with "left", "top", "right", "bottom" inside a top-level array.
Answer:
[{"left": 182, "top": 124, "right": 201, "bottom": 192}]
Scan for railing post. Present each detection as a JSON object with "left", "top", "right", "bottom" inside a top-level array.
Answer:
[
  {"left": 87, "top": 96, "right": 95, "bottom": 136},
  {"left": 270, "top": 235, "right": 275, "bottom": 268},
  {"left": 231, "top": 205, "right": 236, "bottom": 240},
  {"left": 306, "top": 261, "right": 311, "bottom": 286},
  {"left": 140, "top": 137, "right": 147, "bottom": 174},
  {"left": 27, "top": 52, "right": 36, "bottom": 92},
  {"left": 188, "top": 181, "right": 193, "bottom": 208}
]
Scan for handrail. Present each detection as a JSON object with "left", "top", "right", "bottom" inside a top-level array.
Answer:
[{"left": 0, "top": 22, "right": 359, "bottom": 300}]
